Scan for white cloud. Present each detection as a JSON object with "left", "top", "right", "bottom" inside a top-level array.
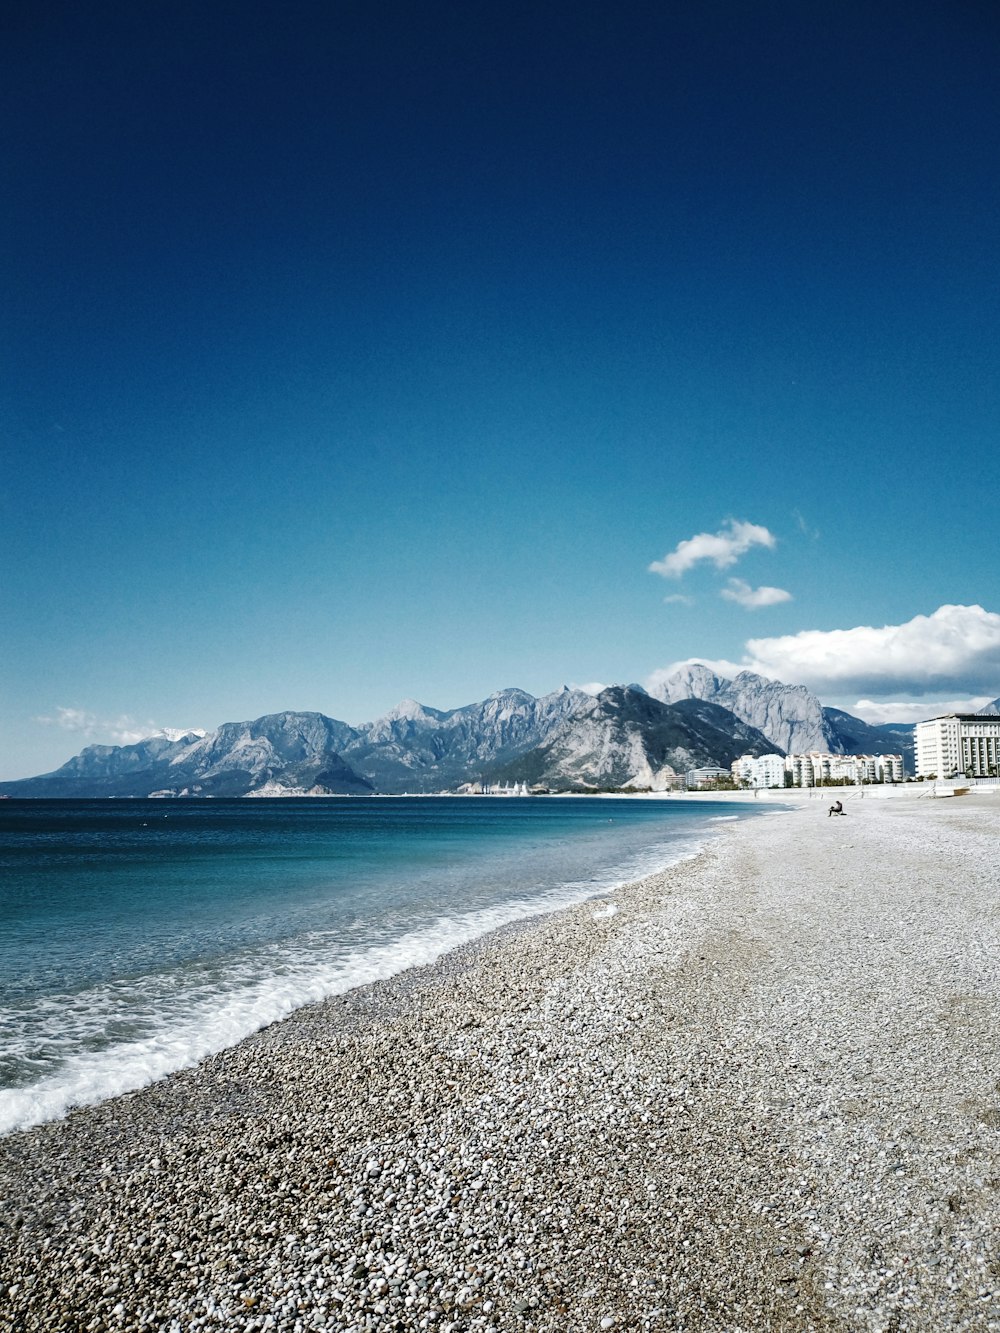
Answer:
[
  {"left": 571, "top": 681, "right": 608, "bottom": 696},
  {"left": 34, "top": 708, "right": 192, "bottom": 747},
  {"left": 662, "top": 593, "right": 695, "bottom": 606},
  {"left": 649, "top": 519, "right": 776, "bottom": 579},
  {"left": 848, "top": 695, "right": 996, "bottom": 725},
  {"left": 734, "top": 604, "right": 1000, "bottom": 696},
  {"left": 35, "top": 706, "right": 95, "bottom": 732},
  {"left": 719, "top": 578, "right": 792, "bottom": 610}
]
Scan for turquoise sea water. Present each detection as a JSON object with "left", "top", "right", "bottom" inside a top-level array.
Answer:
[{"left": 0, "top": 796, "right": 761, "bottom": 1134}]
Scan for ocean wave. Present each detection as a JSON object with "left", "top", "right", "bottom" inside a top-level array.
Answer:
[
  {"left": 0, "top": 831, "right": 710, "bottom": 1137},
  {"left": 1, "top": 805, "right": 730, "bottom": 1141}
]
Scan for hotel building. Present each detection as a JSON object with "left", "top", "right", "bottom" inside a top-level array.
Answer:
[
  {"left": 731, "top": 753, "right": 786, "bottom": 788},
  {"left": 914, "top": 714, "right": 1000, "bottom": 779},
  {"left": 733, "top": 751, "right": 905, "bottom": 787},
  {"left": 685, "top": 766, "right": 734, "bottom": 789}
]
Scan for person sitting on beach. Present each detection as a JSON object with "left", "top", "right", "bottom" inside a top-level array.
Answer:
[{"left": 828, "top": 799, "right": 844, "bottom": 817}]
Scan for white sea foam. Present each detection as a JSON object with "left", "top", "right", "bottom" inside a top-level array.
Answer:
[{"left": 0, "top": 831, "right": 710, "bottom": 1137}]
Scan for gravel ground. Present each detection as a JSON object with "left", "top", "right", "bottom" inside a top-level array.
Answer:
[{"left": 2, "top": 792, "right": 999, "bottom": 1332}]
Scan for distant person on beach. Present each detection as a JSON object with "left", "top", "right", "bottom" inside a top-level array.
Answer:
[{"left": 828, "top": 799, "right": 844, "bottom": 817}]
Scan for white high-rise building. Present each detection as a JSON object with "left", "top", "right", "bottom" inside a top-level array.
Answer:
[
  {"left": 736, "top": 751, "right": 905, "bottom": 787},
  {"left": 914, "top": 714, "right": 1000, "bottom": 779},
  {"left": 731, "top": 753, "right": 786, "bottom": 787},
  {"left": 865, "top": 753, "right": 905, "bottom": 783}
]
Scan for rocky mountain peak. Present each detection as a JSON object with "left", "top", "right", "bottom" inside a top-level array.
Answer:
[
  {"left": 1, "top": 678, "right": 921, "bottom": 798},
  {"left": 648, "top": 663, "right": 834, "bottom": 754},
  {"left": 652, "top": 662, "right": 728, "bottom": 704},
  {"left": 382, "top": 698, "right": 443, "bottom": 725},
  {"left": 486, "top": 685, "right": 776, "bottom": 791},
  {"left": 362, "top": 699, "right": 447, "bottom": 743}
]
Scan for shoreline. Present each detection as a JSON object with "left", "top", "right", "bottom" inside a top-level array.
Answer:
[
  {"left": 0, "top": 799, "right": 747, "bottom": 1140},
  {"left": 3, "top": 794, "right": 999, "bottom": 1329}
]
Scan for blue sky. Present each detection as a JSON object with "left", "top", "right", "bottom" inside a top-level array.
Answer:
[{"left": 3, "top": 0, "right": 999, "bottom": 779}]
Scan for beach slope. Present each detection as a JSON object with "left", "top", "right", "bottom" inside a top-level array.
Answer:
[{"left": 2, "top": 793, "right": 999, "bottom": 1330}]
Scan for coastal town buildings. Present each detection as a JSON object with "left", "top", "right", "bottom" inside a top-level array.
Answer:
[
  {"left": 914, "top": 714, "right": 1000, "bottom": 779},
  {"left": 731, "top": 753, "right": 786, "bottom": 788},
  {"left": 685, "top": 766, "right": 733, "bottom": 789},
  {"left": 858, "top": 753, "right": 906, "bottom": 783},
  {"left": 733, "top": 751, "right": 905, "bottom": 788}
]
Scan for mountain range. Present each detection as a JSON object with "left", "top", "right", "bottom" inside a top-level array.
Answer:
[
  {"left": 647, "top": 663, "right": 915, "bottom": 761},
  {"left": 1, "top": 667, "right": 924, "bottom": 798}
]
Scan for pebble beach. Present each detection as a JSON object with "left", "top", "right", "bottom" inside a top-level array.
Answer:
[{"left": 2, "top": 791, "right": 999, "bottom": 1332}]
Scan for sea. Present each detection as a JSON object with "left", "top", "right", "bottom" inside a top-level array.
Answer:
[{"left": 0, "top": 795, "right": 762, "bottom": 1136}]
